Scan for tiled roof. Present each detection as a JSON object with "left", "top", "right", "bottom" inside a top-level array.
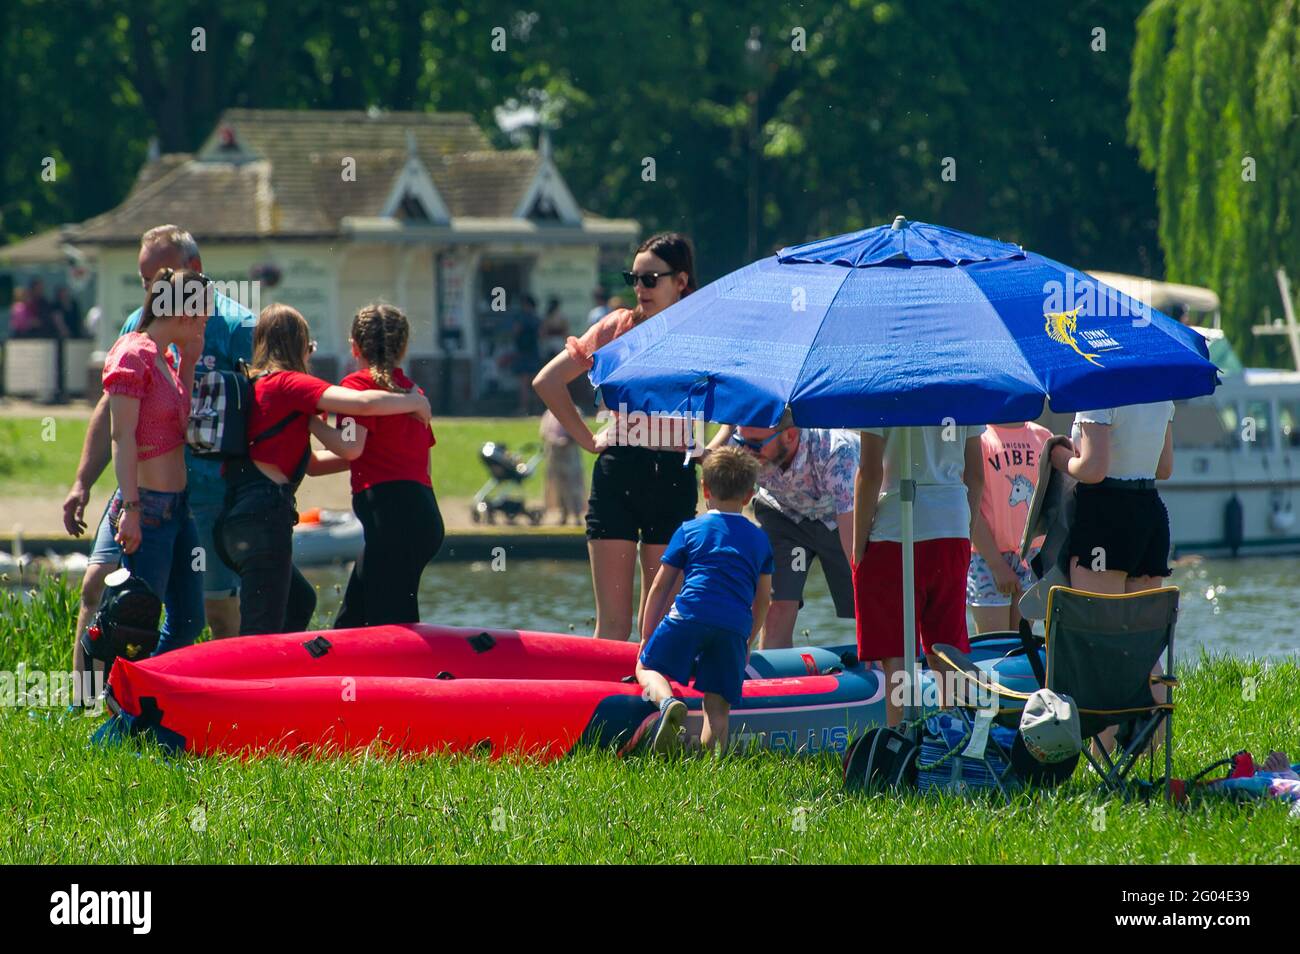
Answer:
[
  {"left": 309, "top": 150, "right": 410, "bottom": 224},
  {"left": 433, "top": 151, "right": 542, "bottom": 218},
  {"left": 127, "top": 153, "right": 193, "bottom": 198},
  {"left": 75, "top": 160, "right": 278, "bottom": 244},
  {"left": 204, "top": 109, "right": 496, "bottom": 233},
  {"left": 0, "top": 227, "right": 69, "bottom": 264},
  {"left": 71, "top": 109, "right": 558, "bottom": 243}
]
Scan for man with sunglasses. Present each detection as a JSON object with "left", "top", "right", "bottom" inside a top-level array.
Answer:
[
  {"left": 62, "top": 225, "right": 255, "bottom": 696},
  {"left": 707, "top": 423, "right": 859, "bottom": 649}
]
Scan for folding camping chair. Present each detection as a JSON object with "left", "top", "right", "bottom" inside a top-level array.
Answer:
[{"left": 930, "top": 584, "right": 1179, "bottom": 797}]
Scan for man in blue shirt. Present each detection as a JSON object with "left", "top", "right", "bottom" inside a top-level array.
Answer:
[
  {"left": 63, "top": 225, "right": 255, "bottom": 689},
  {"left": 636, "top": 446, "right": 773, "bottom": 754}
]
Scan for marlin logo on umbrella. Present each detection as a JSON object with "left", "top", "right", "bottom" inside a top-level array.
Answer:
[{"left": 1045, "top": 307, "right": 1102, "bottom": 366}]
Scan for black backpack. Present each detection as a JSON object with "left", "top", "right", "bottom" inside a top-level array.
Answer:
[
  {"left": 188, "top": 365, "right": 255, "bottom": 459},
  {"left": 189, "top": 366, "right": 300, "bottom": 461},
  {"left": 843, "top": 726, "right": 920, "bottom": 792},
  {"left": 81, "top": 567, "right": 162, "bottom": 666}
]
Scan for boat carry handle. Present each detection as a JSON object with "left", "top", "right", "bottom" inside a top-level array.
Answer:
[{"left": 468, "top": 632, "right": 496, "bottom": 654}]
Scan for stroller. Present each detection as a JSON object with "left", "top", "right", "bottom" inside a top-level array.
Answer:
[{"left": 471, "top": 441, "right": 545, "bottom": 525}]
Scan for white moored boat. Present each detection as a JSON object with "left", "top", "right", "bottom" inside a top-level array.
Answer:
[{"left": 1042, "top": 271, "right": 1300, "bottom": 558}]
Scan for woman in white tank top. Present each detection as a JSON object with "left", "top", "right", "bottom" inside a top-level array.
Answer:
[{"left": 1050, "top": 401, "right": 1175, "bottom": 594}]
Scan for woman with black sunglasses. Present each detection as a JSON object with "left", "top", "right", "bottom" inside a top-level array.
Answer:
[{"left": 533, "top": 233, "right": 700, "bottom": 641}]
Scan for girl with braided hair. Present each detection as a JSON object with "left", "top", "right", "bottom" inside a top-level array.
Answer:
[
  {"left": 215, "top": 304, "right": 432, "bottom": 636},
  {"left": 327, "top": 303, "right": 444, "bottom": 626}
]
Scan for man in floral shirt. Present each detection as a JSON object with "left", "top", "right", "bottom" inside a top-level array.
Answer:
[{"left": 709, "top": 425, "right": 858, "bottom": 648}]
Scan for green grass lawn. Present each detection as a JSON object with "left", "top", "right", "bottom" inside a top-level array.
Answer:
[
  {"left": 0, "top": 414, "right": 611, "bottom": 500},
  {"left": 0, "top": 418, "right": 88, "bottom": 492},
  {"left": 425, "top": 416, "right": 594, "bottom": 499},
  {"left": 0, "top": 413, "right": 727, "bottom": 501},
  {"left": 1, "top": 576, "right": 1296, "bottom": 864}
]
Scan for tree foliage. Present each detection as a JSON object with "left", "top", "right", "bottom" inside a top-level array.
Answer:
[
  {"left": 1131, "top": 0, "right": 1300, "bottom": 364},
  {"left": 4, "top": 0, "right": 1159, "bottom": 289}
]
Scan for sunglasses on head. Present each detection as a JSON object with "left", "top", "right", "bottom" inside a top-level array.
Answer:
[
  {"left": 730, "top": 430, "right": 785, "bottom": 453},
  {"left": 623, "top": 269, "right": 678, "bottom": 289},
  {"left": 142, "top": 267, "right": 212, "bottom": 289}
]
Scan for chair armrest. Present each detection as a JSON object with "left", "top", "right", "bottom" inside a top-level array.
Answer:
[{"left": 930, "top": 644, "right": 1033, "bottom": 706}]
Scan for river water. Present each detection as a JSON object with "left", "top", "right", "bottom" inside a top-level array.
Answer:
[{"left": 303, "top": 555, "right": 1300, "bottom": 659}]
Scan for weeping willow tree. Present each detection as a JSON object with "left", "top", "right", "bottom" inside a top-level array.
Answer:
[{"left": 1130, "top": 0, "right": 1300, "bottom": 366}]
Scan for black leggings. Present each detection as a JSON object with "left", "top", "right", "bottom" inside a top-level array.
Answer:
[
  {"left": 335, "top": 481, "right": 444, "bottom": 628},
  {"left": 215, "top": 477, "right": 317, "bottom": 636}
]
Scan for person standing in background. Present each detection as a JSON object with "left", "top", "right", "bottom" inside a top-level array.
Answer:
[
  {"left": 512, "top": 294, "right": 543, "bottom": 415},
  {"left": 26, "top": 279, "right": 55, "bottom": 336},
  {"left": 7, "top": 287, "right": 37, "bottom": 337},
  {"left": 540, "top": 408, "right": 586, "bottom": 525},
  {"left": 967, "top": 421, "right": 1052, "bottom": 634},
  {"left": 52, "top": 287, "right": 83, "bottom": 338},
  {"left": 586, "top": 285, "right": 609, "bottom": 327},
  {"left": 854, "top": 425, "right": 985, "bottom": 726},
  {"left": 541, "top": 296, "right": 568, "bottom": 359}
]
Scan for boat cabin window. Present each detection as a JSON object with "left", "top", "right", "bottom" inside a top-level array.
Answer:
[
  {"left": 1174, "top": 402, "right": 1234, "bottom": 450},
  {"left": 1280, "top": 402, "right": 1300, "bottom": 449},
  {"left": 1243, "top": 399, "right": 1274, "bottom": 451},
  {"left": 1218, "top": 404, "right": 1242, "bottom": 448}
]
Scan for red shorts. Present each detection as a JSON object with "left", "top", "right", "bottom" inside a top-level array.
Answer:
[{"left": 853, "top": 538, "right": 972, "bottom": 661}]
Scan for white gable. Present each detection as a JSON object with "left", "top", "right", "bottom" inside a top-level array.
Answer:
[
  {"left": 513, "top": 157, "right": 583, "bottom": 224},
  {"left": 381, "top": 155, "right": 451, "bottom": 224}
]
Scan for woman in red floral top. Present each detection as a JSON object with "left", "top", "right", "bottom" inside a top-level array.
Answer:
[{"left": 101, "top": 268, "right": 209, "bottom": 653}]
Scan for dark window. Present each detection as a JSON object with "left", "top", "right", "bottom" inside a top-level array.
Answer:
[
  {"left": 397, "top": 195, "right": 431, "bottom": 222},
  {"left": 526, "top": 193, "right": 561, "bottom": 222}
]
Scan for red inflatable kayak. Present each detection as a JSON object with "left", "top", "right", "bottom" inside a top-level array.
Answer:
[{"left": 102, "top": 624, "right": 886, "bottom": 760}]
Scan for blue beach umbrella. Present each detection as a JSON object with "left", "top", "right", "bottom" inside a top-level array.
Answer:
[{"left": 590, "top": 216, "right": 1219, "bottom": 719}]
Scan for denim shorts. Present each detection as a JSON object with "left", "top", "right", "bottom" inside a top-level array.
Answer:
[{"left": 89, "top": 497, "right": 121, "bottom": 566}]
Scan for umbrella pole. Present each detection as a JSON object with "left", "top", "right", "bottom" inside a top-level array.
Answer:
[{"left": 900, "top": 427, "right": 918, "bottom": 726}]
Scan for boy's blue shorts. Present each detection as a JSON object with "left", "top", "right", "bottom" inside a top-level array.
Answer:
[{"left": 639, "top": 610, "right": 747, "bottom": 706}]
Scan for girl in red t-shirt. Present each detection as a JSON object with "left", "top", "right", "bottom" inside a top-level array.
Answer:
[
  {"left": 314, "top": 303, "right": 443, "bottom": 627},
  {"left": 215, "top": 304, "right": 431, "bottom": 636}
]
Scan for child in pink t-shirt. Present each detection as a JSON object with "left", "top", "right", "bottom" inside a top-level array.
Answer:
[{"left": 968, "top": 421, "right": 1052, "bottom": 633}]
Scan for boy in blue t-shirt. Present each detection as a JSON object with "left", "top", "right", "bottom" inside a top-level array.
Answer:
[{"left": 637, "top": 446, "right": 773, "bottom": 754}]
